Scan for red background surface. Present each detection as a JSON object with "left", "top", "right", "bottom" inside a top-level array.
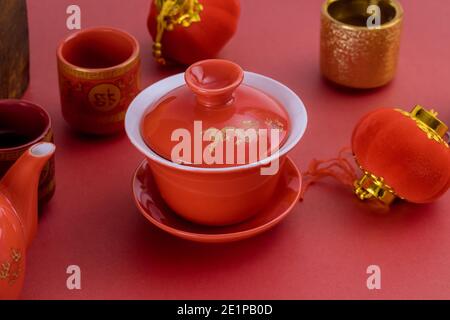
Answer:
[{"left": 21, "top": 0, "right": 450, "bottom": 299}]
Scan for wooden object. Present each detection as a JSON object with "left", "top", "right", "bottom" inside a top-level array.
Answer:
[{"left": 0, "top": 0, "right": 30, "bottom": 99}]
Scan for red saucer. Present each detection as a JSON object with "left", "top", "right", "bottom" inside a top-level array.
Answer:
[{"left": 132, "top": 157, "right": 302, "bottom": 243}]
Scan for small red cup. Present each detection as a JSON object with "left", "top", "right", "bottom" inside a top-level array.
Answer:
[
  {"left": 57, "top": 27, "right": 141, "bottom": 135},
  {"left": 0, "top": 100, "right": 55, "bottom": 205}
]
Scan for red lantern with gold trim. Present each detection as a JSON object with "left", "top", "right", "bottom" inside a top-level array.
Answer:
[
  {"left": 352, "top": 106, "right": 450, "bottom": 205},
  {"left": 147, "top": 0, "right": 240, "bottom": 65},
  {"left": 302, "top": 106, "right": 450, "bottom": 207}
]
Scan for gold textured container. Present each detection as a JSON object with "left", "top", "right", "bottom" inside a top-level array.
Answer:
[{"left": 320, "top": 0, "right": 403, "bottom": 89}]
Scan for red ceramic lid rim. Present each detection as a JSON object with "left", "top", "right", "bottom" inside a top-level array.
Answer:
[
  {"left": 132, "top": 157, "right": 302, "bottom": 241},
  {"left": 57, "top": 26, "right": 140, "bottom": 73},
  {"left": 0, "top": 99, "right": 52, "bottom": 153},
  {"left": 126, "top": 72, "right": 308, "bottom": 173}
]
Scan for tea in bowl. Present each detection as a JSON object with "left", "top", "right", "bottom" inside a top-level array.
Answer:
[{"left": 126, "top": 59, "right": 307, "bottom": 226}]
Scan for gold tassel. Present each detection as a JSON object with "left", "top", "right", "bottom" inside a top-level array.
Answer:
[{"left": 153, "top": 0, "right": 203, "bottom": 65}]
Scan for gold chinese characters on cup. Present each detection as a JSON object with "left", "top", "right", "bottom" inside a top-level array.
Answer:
[
  {"left": 320, "top": 0, "right": 404, "bottom": 89},
  {"left": 57, "top": 27, "right": 141, "bottom": 135}
]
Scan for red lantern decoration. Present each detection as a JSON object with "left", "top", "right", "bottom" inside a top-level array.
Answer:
[
  {"left": 301, "top": 106, "right": 450, "bottom": 207},
  {"left": 352, "top": 106, "right": 450, "bottom": 205},
  {"left": 147, "top": 0, "right": 240, "bottom": 65}
]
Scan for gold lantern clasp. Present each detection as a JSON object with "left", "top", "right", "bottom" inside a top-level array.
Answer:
[
  {"left": 354, "top": 105, "right": 449, "bottom": 206},
  {"left": 397, "top": 105, "right": 449, "bottom": 147},
  {"left": 354, "top": 171, "right": 397, "bottom": 205}
]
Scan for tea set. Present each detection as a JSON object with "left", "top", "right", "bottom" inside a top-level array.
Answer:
[
  {"left": 0, "top": 14, "right": 308, "bottom": 300},
  {"left": 0, "top": 0, "right": 448, "bottom": 300},
  {"left": 126, "top": 59, "right": 307, "bottom": 228}
]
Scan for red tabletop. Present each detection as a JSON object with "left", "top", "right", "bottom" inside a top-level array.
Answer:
[{"left": 22, "top": 0, "right": 450, "bottom": 299}]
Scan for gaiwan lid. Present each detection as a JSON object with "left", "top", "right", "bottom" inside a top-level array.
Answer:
[{"left": 141, "top": 59, "right": 290, "bottom": 168}]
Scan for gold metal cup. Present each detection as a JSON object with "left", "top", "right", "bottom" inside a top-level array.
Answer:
[{"left": 320, "top": 0, "right": 404, "bottom": 89}]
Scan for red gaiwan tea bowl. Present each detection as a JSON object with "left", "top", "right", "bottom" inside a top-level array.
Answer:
[{"left": 126, "top": 59, "right": 307, "bottom": 226}]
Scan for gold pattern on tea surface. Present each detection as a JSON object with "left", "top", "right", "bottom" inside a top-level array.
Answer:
[
  {"left": 265, "top": 118, "right": 285, "bottom": 130},
  {"left": 0, "top": 248, "right": 22, "bottom": 286}
]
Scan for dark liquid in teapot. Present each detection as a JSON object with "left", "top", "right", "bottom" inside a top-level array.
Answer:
[{"left": 0, "top": 130, "right": 31, "bottom": 148}]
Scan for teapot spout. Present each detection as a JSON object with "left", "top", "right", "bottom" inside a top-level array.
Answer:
[{"left": 0, "top": 143, "right": 55, "bottom": 247}]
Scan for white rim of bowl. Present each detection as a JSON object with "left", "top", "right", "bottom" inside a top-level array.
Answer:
[{"left": 125, "top": 71, "right": 308, "bottom": 173}]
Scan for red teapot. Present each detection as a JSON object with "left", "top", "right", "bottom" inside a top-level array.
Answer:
[{"left": 0, "top": 142, "right": 55, "bottom": 299}]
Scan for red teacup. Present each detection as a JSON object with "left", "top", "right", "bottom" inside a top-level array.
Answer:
[
  {"left": 0, "top": 100, "right": 55, "bottom": 205},
  {"left": 57, "top": 27, "right": 141, "bottom": 135}
]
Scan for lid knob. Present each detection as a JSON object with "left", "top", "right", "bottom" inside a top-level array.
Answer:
[{"left": 185, "top": 59, "right": 244, "bottom": 108}]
